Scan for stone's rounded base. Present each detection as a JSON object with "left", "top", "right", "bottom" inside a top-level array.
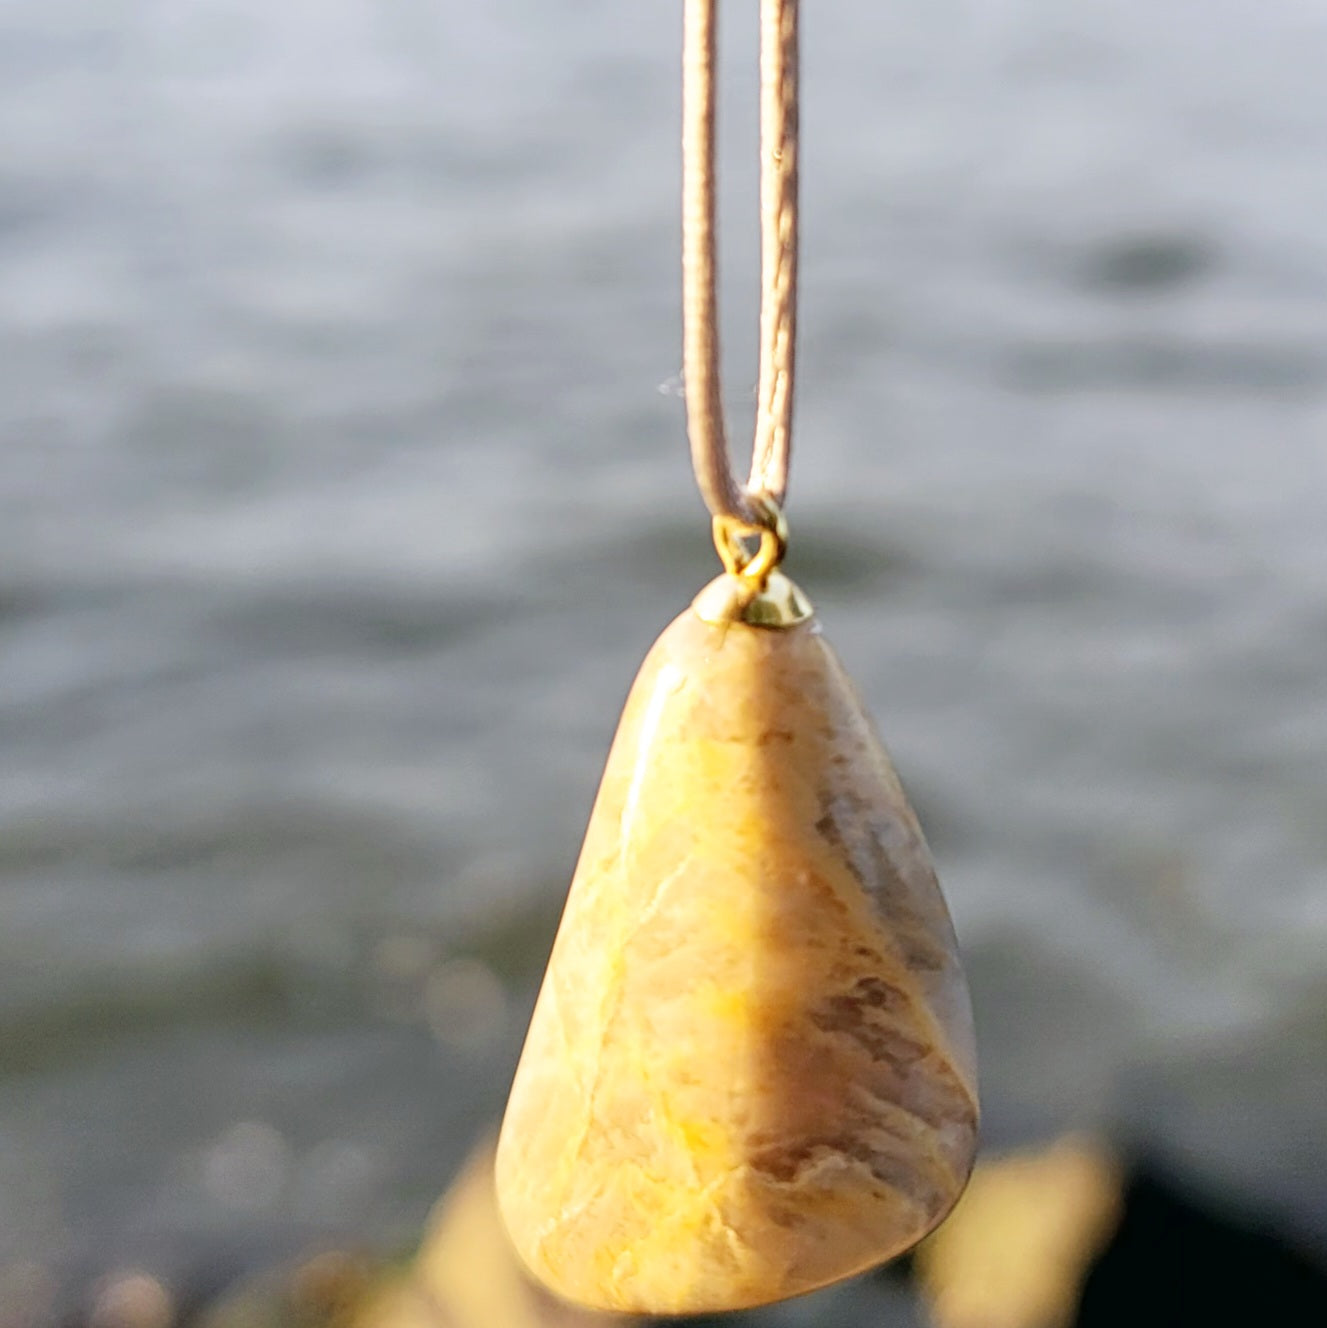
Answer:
[{"left": 496, "top": 608, "right": 979, "bottom": 1315}]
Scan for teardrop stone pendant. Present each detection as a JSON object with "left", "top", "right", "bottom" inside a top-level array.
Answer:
[{"left": 495, "top": 569, "right": 979, "bottom": 1315}]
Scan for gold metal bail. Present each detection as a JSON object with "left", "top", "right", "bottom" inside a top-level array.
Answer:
[
  {"left": 696, "top": 493, "right": 813, "bottom": 629},
  {"left": 710, "top": 491, "right": 788, "bottom": 586}
]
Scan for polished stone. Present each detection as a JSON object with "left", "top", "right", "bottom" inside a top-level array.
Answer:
[{"left": 496, "top": 607, "right": 979, "bottom": 1314}]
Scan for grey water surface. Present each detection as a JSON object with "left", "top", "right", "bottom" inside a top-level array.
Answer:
[{"left": 2, "top": 0, "right": 1326, "bottom": 1315}]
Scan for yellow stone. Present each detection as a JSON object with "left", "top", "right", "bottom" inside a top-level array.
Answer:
[{"left": 496, "top": 597, "right": 979, "bottom": 1315}]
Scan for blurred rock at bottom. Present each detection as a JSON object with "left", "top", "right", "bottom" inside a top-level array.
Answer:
[
  {"left": 918, "top": 1135, "right": 1327, "bottom": 1328},
  {"left": 196, "top": 1138, "right": 625, "bottom": 1328},
  {"left": 351, "top": 1138, "right": 628, "bottom": 1328},
  {"left": 915, "top": 1135, "right": 1124, "bottom": 1328},
  {"left": 178, "top": 1133, "right": 1326, "bottom": 1328}
]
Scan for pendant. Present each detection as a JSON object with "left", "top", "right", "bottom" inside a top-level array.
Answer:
[{"left": 495, "top": 524, "right": 979, "bottom": 1315}]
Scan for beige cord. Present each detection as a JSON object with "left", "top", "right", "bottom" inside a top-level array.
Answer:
[
  {"left": 753, "top": 0, "right": 798, "bottom": 509},
  {"left": 682, "top": 0, "right": 799, "bottom": 530}
]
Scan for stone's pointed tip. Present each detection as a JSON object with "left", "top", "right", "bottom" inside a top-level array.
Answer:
[
  {"left": 496, "top": 609, "right": 978, "bottom": 1316},
  {"left": 691, "top": 569, "right": 814, "bottom": 628}
]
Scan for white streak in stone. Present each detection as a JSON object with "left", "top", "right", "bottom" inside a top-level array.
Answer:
[{"left": 620, "top": 661, "right": 686, "bottom": 851}]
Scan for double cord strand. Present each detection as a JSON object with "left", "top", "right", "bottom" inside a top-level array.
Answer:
[{"left": 682, "top": 0, "right": 799, "bottom": 531}]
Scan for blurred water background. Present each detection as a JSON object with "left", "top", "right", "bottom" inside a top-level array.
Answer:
[{"left": 2, "top": 0, "right": 1326, "bottom": 1320}]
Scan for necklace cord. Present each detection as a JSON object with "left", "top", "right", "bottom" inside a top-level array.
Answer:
[{"left": 682, "top": 0, "right": 799, "bottom": 534}]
